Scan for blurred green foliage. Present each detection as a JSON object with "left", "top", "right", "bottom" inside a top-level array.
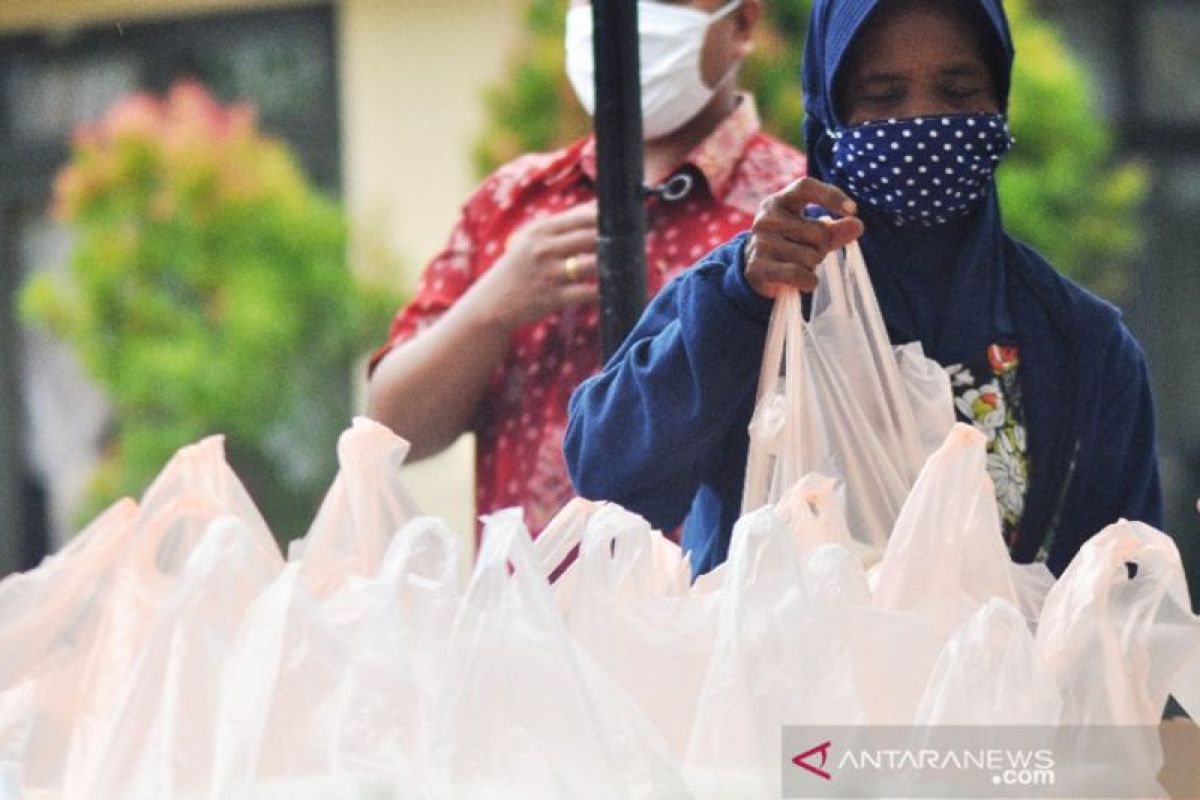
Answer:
[
  {"left": 476, "top": 0, "right": 1146, "bottom": 298},
  {"left": 20, "top": 81, "right": 400, "bottom": 539}
]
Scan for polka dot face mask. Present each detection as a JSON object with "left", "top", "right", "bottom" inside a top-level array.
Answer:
[{"left": 829, "top": 113, "right": 1015, "bottom": 228}]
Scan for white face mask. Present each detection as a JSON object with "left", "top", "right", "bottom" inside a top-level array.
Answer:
[{"left": 565, "top": 0, "right": 741, "bottom": 141}]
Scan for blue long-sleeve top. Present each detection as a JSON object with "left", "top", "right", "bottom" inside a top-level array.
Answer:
[{"left": 564, "top": 233, "right": 1163, "bottom": 578}]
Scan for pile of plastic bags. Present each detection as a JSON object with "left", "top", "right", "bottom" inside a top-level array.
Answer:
[
  {"left": 0, "top": 417, "right": 1197, "bottom": 799},
  {"left": 2, "top": 241, "right": 1198, "bottom": 798}
]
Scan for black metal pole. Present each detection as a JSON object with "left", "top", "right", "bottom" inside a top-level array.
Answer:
[{"left": 592, "top": 0, "right": 647, "bottom": 360}]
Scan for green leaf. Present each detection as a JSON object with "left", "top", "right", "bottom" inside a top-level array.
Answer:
[{"left": 21, "top": 81, "right": 404, "bottom": 542}]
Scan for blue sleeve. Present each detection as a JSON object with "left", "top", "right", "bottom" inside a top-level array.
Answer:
[
  {"left": 564, "top": 233, "right": 773, "bottom": 531},
  {"left": 1048, "top": 321, "right": 1164, "bottom": 572}
]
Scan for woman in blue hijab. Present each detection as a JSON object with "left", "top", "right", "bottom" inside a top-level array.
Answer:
[{"left": 565, "top": 0, "right": 1162, "bottom": 578}]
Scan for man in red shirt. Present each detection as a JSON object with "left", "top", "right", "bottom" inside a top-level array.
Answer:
[{"left": 367, "top": 0, "right": 806, "bottom": 536}]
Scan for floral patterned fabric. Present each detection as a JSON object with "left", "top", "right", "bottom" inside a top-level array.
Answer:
[
  {"left": 370, "top": 96, "right": 807, "bottom": 537},
  {"left": 945, "top": 343, "right": 1028, "bottom": 549}
]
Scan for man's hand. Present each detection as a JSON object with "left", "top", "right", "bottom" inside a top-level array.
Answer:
[
  {"left": 744, "top": 177, "right": 865, "bottom": 298},
  {"left": 470, "top": 201, "right": 599, "bottom": 329}
]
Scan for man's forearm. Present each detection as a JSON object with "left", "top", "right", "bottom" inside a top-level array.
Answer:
[{"left": 366, "top": 290, "right": 512, "bottom": 461}]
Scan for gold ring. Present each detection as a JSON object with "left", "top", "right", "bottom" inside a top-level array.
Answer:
[{"left": 564, "top": 255, "right": 581, "bottom": 282}]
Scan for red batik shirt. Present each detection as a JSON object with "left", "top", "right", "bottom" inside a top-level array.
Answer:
[{"left": 370, "top": 96, "right": 806, "bottom": 537}]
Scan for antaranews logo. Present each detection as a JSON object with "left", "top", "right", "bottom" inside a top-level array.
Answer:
[
  {"left": 792, "top": 740, "right": 833, "bottom": 781},
  {"left": 782, "top": 725, "right": 1166, "bottom": 799}
]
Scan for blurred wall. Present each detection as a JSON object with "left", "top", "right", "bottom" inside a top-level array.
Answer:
[
  {"left": 1038, "top": 0, "right": 1200, "bottom": 606},
  {"left": 339, "top": 0, "right": 522, "bottom": 545},
  {"left": 0, "top": 0, "right": 314, "bottom": 31}
]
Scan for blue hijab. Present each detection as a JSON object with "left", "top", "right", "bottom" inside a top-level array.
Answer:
[{"left": 801, "top": 0, "right": 1016, "bottom": 366}]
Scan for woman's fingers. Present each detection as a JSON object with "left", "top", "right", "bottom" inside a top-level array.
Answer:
[
  {"left": 825, "top": 216, "right": 866, "bottom": 250},
  {"left": 745, "top": 234, "right": 821, "bottom": 295},
  {"left": 751, "top": 233, "right": 824, "bottom": 275},
  {"left": 745, "top": 176, "right": 867, "bottom": 298},
  {"left": 745, "top": 220, "right": 863, "bottom": 295},
  {"left": 753, "top": 213, "right": 834, "bottom": 251},
  {"left": 747, "top": 256, "right": 819, "bottom": 296},
  {"left": 774, "top": 176, "right": 858, "bottom": 217}
]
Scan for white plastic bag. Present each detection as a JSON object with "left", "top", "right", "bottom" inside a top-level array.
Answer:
[
  {"left": 0, "top": 499, "right": 139, "bottom": 685},
  {"left": 564, "top": 503, "right": 716, "bottom": 758},
  {"left": 775, "top": 472, "right": 882, "bottom": 566},
  {"left": 432, "top": 508, "right": 686, "bottom": 799},
  {"left": 1010, "top": 559, "right": 1057, "bottom": 630},
  {"left": 74, "top": 517, "right": 283, "bottom": 799},
  {"left": 871, "top": 424, "right": 1019, "bottom": 640},
  {"left": 1032, "top": 520, "right": 1200, "bottom": 793},
  {"left": 684, "top": 507, "right": 864, "bottom": 798},
  {"left": 742, "top": 241, "right": 954, "bottom": 556},
  {"left": 0, "top": 500, "right": 140, "bottom": 793},
  {"left": 1036, "top": 519, "right": 1200, "bottom": 726},
  {"left": 530, "top": 496, "right": 604, "bottom": 615},
  {"left": 780, "top": 483, "right": 944, "bottom": 726},
  {"left": 788, "top": 424, "right": 1019, "bottom": 727},
  {"left": 319, "top": 516, "right": 459, "bottom": 786},
  {"left": 291, "top": 416, "right": 421, "bottom": 594},
  {"left": 58, "top": 436, "right": 275, "bottom": 798},
  {"left": 210, "top": 419, "right": 425, "bottom": 794},
  {"left": 914, "top": 597, "right": 1062, "bottom": 725}
]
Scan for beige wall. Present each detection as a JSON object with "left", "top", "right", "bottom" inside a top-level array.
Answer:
[
  {"left": 339, "top": 0, "right": 521, "bottom": 275},
  {"left": 0, "top": 0, "right": 313, "bottom": 33},
  {"left": 339, "top": 0, "right": 523, "bottom": 543}
]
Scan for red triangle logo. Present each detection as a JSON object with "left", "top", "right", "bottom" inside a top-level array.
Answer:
[{"left": 793, "top": 740, "right": 833, "bottom": 781}]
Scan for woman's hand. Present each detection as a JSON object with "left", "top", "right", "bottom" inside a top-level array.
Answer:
[
  {"left": 744, "top": 177, "right": 864, "bottom": 297},
  {"left": 468, "top": 201, "right": 599, "bottom": 329}
]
